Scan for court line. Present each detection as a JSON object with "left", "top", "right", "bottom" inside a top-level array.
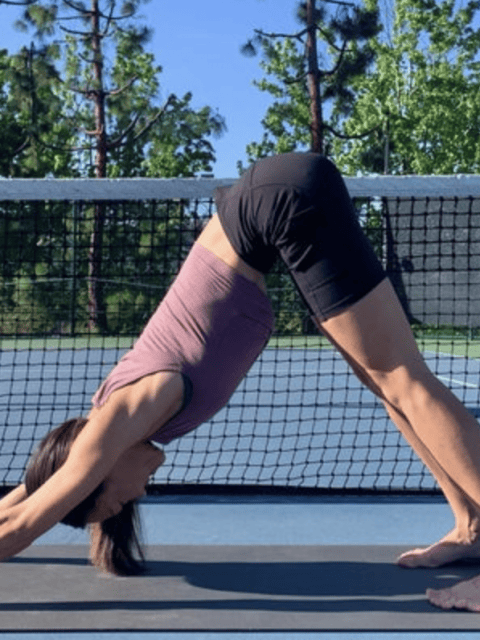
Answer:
[
  {"left": 421, "top": 350, "right": 480, "bottom": 389},
  {"left": 437, "top": 375, "right": 480, "bottom": 389},
  {"left": 423, "top": 349, "right": 480, "bottom": 361}
]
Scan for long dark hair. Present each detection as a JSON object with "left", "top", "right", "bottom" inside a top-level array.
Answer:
[{"left": 24, "top": 417, "right": 145, "bottom": 575}]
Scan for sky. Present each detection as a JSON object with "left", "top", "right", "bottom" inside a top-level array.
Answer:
[{"left": 1, "top": 0, "right": 304, "bottom": 178}]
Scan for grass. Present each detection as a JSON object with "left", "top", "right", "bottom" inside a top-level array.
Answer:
[
  {"left": 269, "top": 334, "right": 480, "bottom": 359},
  {"left": 267, "top": 335, "right": 333, "bottom": 350},
  {"left": 417, "top": 338, "right": 480, "bottom": 359}
]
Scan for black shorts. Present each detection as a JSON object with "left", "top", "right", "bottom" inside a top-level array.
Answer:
[{"left": 215, "top": 153, "right": 386, "bottom": 320}]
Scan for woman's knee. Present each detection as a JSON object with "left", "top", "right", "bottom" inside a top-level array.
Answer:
[{"left": 367, "top": 363, "right": 436, "bottom": 415}]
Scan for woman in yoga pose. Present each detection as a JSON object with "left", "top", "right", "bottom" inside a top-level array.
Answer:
[{"left": 1, "top": 153, "right": 480, "bottom": 607}]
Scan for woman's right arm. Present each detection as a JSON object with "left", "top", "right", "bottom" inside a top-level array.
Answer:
[
  {"left": 0, "top": 370, "right": 184, "bottom": 562},
  {"left": 0, "top": 460, "right": 106, "bottom": 560},
  {"left": 0, "top": 484, "right": 27, "bottom": 510}
]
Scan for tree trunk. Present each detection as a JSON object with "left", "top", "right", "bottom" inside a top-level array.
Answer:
[
  {"left": 306, "top": 0, "right": 323, "bottom": 153},
  {"left": 87, "top": 0, "right": 107, "bottom": 332}
]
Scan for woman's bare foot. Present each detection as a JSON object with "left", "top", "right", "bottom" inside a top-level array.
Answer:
[
  {"left": 427, "top": 574, "right": 480, "bottom": 612},
  {"left": 397, "top": 529, "right": 480, "bottom": 568}
]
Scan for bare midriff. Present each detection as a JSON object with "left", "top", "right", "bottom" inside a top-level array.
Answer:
[{"left": 196, "top": 215, "right": 268, "bottom": 295}]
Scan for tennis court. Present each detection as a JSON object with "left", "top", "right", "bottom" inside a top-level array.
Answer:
[
  {"left": 1, "top": 341, "right": 480, "bottom": 637},
  {"left": 2, "top": 176, "right": 480, "bottom": 637}
]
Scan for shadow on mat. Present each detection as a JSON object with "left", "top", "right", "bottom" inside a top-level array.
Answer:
[
  {"left": 145, "top": 559, "right": 480, "bottom": 597},
  {"left": 1, "top": 558, "right": 479, "bottom": 614}
]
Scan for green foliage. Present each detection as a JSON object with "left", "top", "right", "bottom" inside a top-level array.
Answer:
[
  {"left": 3, "top": 0, "right": 225, "bottom": 179},
  {"left": 334, "top": 0, "right": 480, "bottom": 175},
  {"left": 244, "top": 39, "right": 311, "bottom": 162},
  {"left": 246, "top": 0, "right": 480, "bottom": 176},
  {"left": 143, "top": 99, "right": 225, "bottom": 178},
  {"left": 0, "top": 198, "right": 195, "bottom": 336},
  {"left": 0, "top": 196, "right": 316, "bottom": 337},
  {"left": 96, "top": 200, "right": 191, "bottom": 334},
  {"left": 266, "top": 268, "right": 311, "bottom": 335},
  {"left": 0, "top": 200, "right": 75, "bottom": 333},
  {"left": 0, "top": 0, "right": 226, "bottom": 334},
  {"left": 0, "top": 44, "right": 75, "bottom": 177}
]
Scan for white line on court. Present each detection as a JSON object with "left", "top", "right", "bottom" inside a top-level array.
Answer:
[
  {"left": 423, "top": 349, "right": 480, "bottom": 361},
  {"left": 421, "top": 350, "right": 480, "bottom": 389},
  {"left": 437, "top": 375, "right": 480, "bottom": 389}
]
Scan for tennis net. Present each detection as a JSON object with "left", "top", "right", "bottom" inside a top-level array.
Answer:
[{"left": 1, "top": 174, "right": 480, "bottom": 494}]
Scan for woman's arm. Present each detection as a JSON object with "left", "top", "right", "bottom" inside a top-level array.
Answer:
[
  {"left": 0, "top": 371, "right": 184, "bottom": 561},
  {"left": 0, "top": 484, "right": 27, "bottom": 510},
  {"left": 0, "top": 458, "right": 107, "bottom": 560}
]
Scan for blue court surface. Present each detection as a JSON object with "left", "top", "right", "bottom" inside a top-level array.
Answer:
[
  {"left": 2, "top": 494, "right": 480, "bottom": 638},
  {"left": 2, "top": 344, "right": 480, "bottom": 491}
]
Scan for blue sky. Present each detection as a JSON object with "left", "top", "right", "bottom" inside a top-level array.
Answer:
[{"left": 1, "top": 0, "right": 303, "bottom": 178}]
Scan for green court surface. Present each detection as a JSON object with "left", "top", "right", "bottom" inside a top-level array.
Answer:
[{"left": 3, "top": 333, "right": 480, "bottom": 357}]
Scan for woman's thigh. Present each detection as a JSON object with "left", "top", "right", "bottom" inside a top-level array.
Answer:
[{"left": 318, "top": 278, "right": 427, "bottom": 379}]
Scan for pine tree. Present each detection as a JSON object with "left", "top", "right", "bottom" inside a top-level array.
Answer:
[
  {"left": 242, "top": 0, "right": 381, "bottom": 161},
  {"left": 15, "top": 0, "right": 225, "bottom": 331}
]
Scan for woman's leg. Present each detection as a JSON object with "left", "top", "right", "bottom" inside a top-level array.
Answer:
[
  {"left": 318, "top": 277, "right": 480, "bottom": 566},
  {"left": 323, "top": 330, "right": 480, "bottom": 550}
]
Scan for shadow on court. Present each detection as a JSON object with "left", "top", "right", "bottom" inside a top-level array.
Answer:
[{"left": 2, "top": 545, "right": 480, "bottom": 631}]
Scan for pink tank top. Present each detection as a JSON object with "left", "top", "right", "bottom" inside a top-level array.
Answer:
[{"left": 92, "top": 242, "right": 274, "bottom": 444}]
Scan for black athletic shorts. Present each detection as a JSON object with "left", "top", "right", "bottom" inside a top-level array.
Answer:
[{"left": 215, "top": 153, "right": 386, "bottom": 321}]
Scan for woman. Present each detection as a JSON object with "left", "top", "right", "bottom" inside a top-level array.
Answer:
[{"left": 2, "top": 153, "right": 480, "bottom": 586}]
